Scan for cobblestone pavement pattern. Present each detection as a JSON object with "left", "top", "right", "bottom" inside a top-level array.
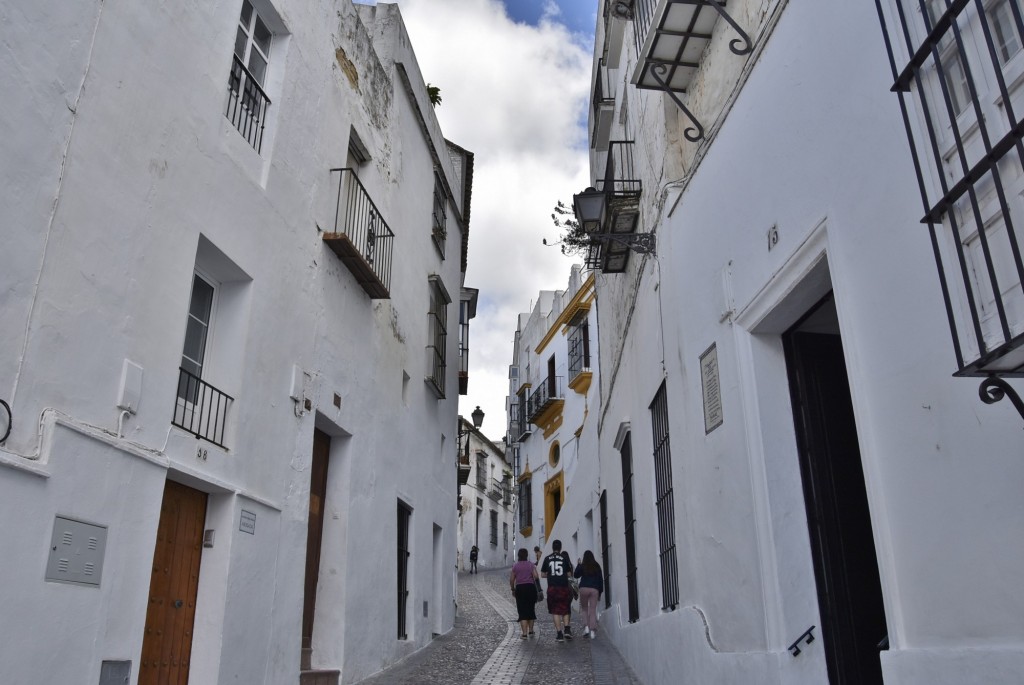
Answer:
[{"left": 355, "top": 567, "right": 645, "bottom": 685}]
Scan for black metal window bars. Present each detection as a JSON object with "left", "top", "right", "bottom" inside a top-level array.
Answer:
[
  {"left": 631, "top": 0, "right": 752, "bottom": 141},
  {"left": 426, "top": 279, "right": 449, "bottom": 398},
  {"left": 173, "top": 367, "right": 233, "bottom": 448},
  {"left": 620, "top": 434, "right": 641, "bottom": 623},
  {"left": 650, "top": 381, "right": 679, "bottom": 610},
  {"left": 226, "top": 54, "right": 271, "bottom": 153},
  {"left": 568, "top": 317, "right": 591, "bottom": 382},
  {"left": 876, "top": 0, "right": 1024, "bottom": 419},
  {"left": 432, "top": 172, "right": 447, "bottom": 256}
]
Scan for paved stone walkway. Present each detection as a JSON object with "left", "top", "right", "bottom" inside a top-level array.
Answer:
[{"left": 355, "top": 567, "right": 644, "bottom": 685}]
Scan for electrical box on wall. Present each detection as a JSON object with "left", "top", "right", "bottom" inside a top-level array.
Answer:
[{"left": 45, "top": 516, "right": 108, "bottom": 586}]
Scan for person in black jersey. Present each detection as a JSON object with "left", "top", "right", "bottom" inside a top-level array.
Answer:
[{"left": 540, "top": 539, "right": 575, "bottom": 641}]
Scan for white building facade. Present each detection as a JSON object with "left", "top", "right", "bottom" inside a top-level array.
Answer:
[
  {"left": 0, "top": 2, "right": 476, "bottom": 684},
  {"left": 507, "top": 265, "right": 601, "bottom": 566},
  {"left": 456, "top": 420, "right": 515, "bottom": 572},
  {"left": 563, "top": 1, "right": 1024, "bottom": 684}
]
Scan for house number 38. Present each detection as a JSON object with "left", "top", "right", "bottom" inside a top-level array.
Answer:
[{"left": 197, "top": 446, "right": 208, "bottom": 461}]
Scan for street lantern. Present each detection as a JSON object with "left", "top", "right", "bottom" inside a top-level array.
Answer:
[
  {"left": 470, "top": 405, "right": 485, "bottom": 429},
  {"left": 573, "top": 187, "right": 607, "bottom": 235}
]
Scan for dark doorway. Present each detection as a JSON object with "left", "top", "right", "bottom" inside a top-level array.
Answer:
[
  {"left": 302, "top": 429, "right": 331, "bottom": 650},
  {"left": 783, "top": 294, "right": 888, "bottom": 684}
]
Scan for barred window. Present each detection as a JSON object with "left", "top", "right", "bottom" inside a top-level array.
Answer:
[
  {"left": 620, "top": 433, "right": 639, "bottom": 623},
  {"left": 568, "top": 314, "right": 591, "bottom": 382},
  {"left": 650, "top": 382, "right": 679, "bottom": 610},
  {"left": 432, "top": 172, "right": 447, "bottom": 257},
  {"left": 518, "top": 478, "right": 532, "bottom": 532},
  {"left": 425, "top": 276, "right": 450, "bottom": 398},
  {"left": 490, "top": 510, "right": 498, "bottom": 546}
]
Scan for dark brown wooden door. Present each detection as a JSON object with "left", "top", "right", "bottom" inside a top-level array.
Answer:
[
  {"left": 140, "top": 480, "right": 208, "bottom": 685},
  {"left": 785, "top": 330, "right": 887, "bottom": 684},
  {"left": 302, "top": 429, "right": 331, "bottom": 649}
]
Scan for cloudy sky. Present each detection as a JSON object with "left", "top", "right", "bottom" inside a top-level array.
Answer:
[{"left": 389, "top": 0, "right": 597, "bottom": 439}]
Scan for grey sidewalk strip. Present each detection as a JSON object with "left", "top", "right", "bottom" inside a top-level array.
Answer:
[{"left": 471, "top": 573, "right": 539, "bottom": 685}]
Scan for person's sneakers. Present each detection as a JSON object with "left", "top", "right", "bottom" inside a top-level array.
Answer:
[
  {"left": 520, "top": 634, "right": 528, "bottom": 639},
  {"left": 529, "top": 630, "right": 535, "bottom": 637},
  {"left": 563, "top": 625, "right": 572, "bottom": 637},
  {"left": 589, "top": 631, "right": 596, "bottom": 640},
  {"left": 583, "top": 627, "right": 590, "bottom": 636},
  {"left": 556, "top": 631, "right": 565, "bottom": 642}
]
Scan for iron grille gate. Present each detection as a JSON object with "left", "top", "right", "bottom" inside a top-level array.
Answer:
[{"left": 650, "top": 381, "right": 679, "bottom": 610}]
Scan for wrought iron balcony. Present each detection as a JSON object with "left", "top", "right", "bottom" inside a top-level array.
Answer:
[
  {"left": 583, "top": 141, "right": 649, "bottom": 274},
  {"left": 226, "top": 54, "right": 271, "bottom": 154},
  {"left": 526, "top": 376, "right": 564, "bottom": 423},
  {"left": 592, "top": 58, "right": 616, "bottom": 151},
  {"left": 173, "top": 367, "right": 233, "bottom": 448},
  {"left": 630, "top": 0, "right": 752, "bottom": 141},
  {"left": 324, "top": 168, "right": 394, "bottom": 299},
  {"left": 488, "top": 477, "right": 504, "bottom": 501}
]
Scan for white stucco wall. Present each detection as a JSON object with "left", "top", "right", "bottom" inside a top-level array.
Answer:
[
  {"left": 0, "top": 1, "right": 470, "bottom": 683},
  {"left": 579, "top": 1, "right": 1024, "bottom": 684}
]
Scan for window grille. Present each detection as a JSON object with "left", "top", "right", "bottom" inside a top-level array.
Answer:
[
  {"left": 490, "top": 510, "right": 498, "bottom": 546},
  {"left": 432, "top": 172, "right": 447, "bottom": 257},
  {"left": 518, "top": 479, "right": 532, "bottom": 532},
  {"left": 650, "top": 382, "right": 679, "bottom": 610},
  {"left": 600, "top": 490, "right": 612, "bottom": 609},
  {"left": 568, "top": 316, "right": 591, "bottom": 382},
  {"left": 877, "top": 0, "right": 1024, "bottom": 382},
  {"left": 620, "top": 434, "right": 640, "bottom": 623},
  {"left": 397, "top": 502, "right": 412, "bottom": 639},
  {"left": 426, "top": 277, "right": 450, "bottom": 397}
]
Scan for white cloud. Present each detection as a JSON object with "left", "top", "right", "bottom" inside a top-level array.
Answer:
[{"left": 396, "top": 0, "right": 593, "bottom": 437}]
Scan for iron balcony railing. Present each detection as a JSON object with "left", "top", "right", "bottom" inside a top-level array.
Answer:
[
  {"left": 526, "top": 375, "right": 564, "bottom": 423},
  {"left": 173, "top": 367, "right": 233, "bottom": 448},
  {"left": 488, "top": 477, "right": 504, "bottom": 501},
  {"left": 595, "top": 140, "right": 642, "bottom": 199},
  {"left": 326, "top": 168, "right": 395, "bottom": 298},
  {"left": 226, "top": 54, "right": 271, "bottom": 154},
  {"left": 631, "top": 0, "right": 660, "bottom": 57}
]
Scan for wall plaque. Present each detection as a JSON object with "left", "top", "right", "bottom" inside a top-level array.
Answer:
[
  {"left": 700, "top": 343, "right": 724, "bottom": 434},
  {"left": 239, "top": 509, "right": 256, "bottom": 535}
]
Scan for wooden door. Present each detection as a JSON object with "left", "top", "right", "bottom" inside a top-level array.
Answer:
[
  {"left": 785, "top": 330, "right": 887, "bottom": 684},
  {"left": 140, "top": 480, "right": 208, "bottom": 685},
  {"left": 302, "top": 429, "right": 331, "bottom": 650}
]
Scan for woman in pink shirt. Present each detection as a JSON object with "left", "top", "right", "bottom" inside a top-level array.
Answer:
[{"left": 509, "top": 548, "right": 540, "bottom": 638}]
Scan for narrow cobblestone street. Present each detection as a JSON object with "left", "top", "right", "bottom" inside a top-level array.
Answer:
[{"left": 355, "top": 568, "right": 644, "bottom": 685}]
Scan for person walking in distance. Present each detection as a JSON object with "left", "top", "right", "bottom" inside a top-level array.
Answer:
[
  {"left": 469, "top": 545, "right": 478, "bottom": 574},
  {"left": 540, "top": 539, "right": 574, "bottom": 642},
  {"left": 573, "top": 550, "right": 604, "bottom": 639},
  {"left": 510, "top": 548, "right": 540, "bottom": 638}
]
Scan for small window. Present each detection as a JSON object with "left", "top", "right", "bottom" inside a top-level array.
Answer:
[
  {"left": 425, "top": 276, "right": 451, "bottom": 398},
  {"left": 549, "top": 441, "right": 560, "bottom": 468},
  {"left": 490, "top": 510, "right": 498, "bottom": 546},
  {"left": 227, "top": 0, "right": 274, "bottom": 152},
  {"left": 518, "top": 477, "right": 532, "bottom": 532},
  {"left": 988, "top": 0, "right": 1022, "bottom": 65},
  {"left": 431, "top": 172, "right": 447, "bottom": 257}
]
